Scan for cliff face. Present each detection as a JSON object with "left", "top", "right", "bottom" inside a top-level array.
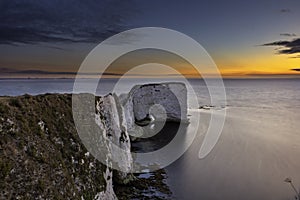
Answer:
[
  {"left": 0, "top": 82, "right": 185, "bottom": 199},
  {"left": 126, "top": 82, "right": 187, "bottom": 123},
  {"left": 0, "top": 94, "right": 138, "bottom": 199},
  {"left": 120, "top": 82, "right": 188, "bottom": 139}
]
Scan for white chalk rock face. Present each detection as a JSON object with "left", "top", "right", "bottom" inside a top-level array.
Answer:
[
  {"left": 95, "top": 94, "right": 132, "bottom": 173},
  {"left": 119, "top": 93, "right": 135, "bottom": 131},
  {"left": 94, "top": 94, "right": 133, "bottom": 198},
  {"left": 119, "top": 93, "right": 144, "bottom": 138},
  {"left": 94, "top": 167, "right": 117, "bottom": 200},
  {"left": 83, "top": 82, "right": 187, "bottom": 199},
  {"left": 129, "top": 82, "right": 187, "bottom": 123}
]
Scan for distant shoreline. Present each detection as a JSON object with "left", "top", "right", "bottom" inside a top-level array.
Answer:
[{"left": 1, "top": 77, "right": 300, "bottom": 80}]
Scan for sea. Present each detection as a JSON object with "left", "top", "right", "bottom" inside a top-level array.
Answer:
[{"left": 1, "top": 78, "right": 300, "bottom": 200}]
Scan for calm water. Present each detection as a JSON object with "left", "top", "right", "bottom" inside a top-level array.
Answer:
[
  {"left": 1, "top": 78, "right": 300, "bottom": 200},
  {"left": 1, "top": 78, "right": 299, "bottom": 109},
  {"left": 167, "top": 78, "right": 300, "bottom": 200}
]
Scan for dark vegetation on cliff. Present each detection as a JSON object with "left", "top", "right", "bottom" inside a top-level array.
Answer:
[
  {"left": 0, "top": 94, "right": 106, "bottom": 199},
  {"left": 0, "top": 94, "right": 172, "bottom": 199}
]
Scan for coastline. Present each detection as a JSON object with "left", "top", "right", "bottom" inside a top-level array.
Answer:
[{"left": 1, "top": 78, "right": 300, "bottom": 199}]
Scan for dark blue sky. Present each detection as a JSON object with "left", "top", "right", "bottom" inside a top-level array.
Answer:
[{"left": 0, "top": 0, "right": 299, "bottom": 77}]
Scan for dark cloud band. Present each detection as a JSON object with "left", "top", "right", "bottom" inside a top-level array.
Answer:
[
  {"left": 280, "top": 33, "right": 297, "bottom": 37},
  {"left": 0, "top": 0, "right": 136, "bottom": 45},
  {"left": 262, "top": 38, "right": 300, "bottom": 55},
  {"left": 291, "top": 68, "right": 300, "bottom": 72}
]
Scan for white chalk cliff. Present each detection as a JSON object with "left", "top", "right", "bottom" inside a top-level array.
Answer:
[{"left": 92, "top": 82, "right": 187, "bottom": 199}]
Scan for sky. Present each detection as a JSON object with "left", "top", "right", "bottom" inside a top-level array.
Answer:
[{"left": 0, "top": 0, "right": 300, "bottom": 78}]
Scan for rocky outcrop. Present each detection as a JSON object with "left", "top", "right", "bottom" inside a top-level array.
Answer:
[
  {"left": 120, "top": 82, "right": 187, "bottom": 138},
  {"left": 125, "top": 82, "right": 187, "bottom": 122},
  {"left": 94, "top": 94, "right": 133, "bottom": 186},
  {"left": 0, "top": 82, "right": 186, "bottom": 199}
]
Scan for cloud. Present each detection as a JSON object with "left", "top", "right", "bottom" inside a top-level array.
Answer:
[
  {"left": 289, "top": 55, "right": 300, "bottom": 59},
  {"left": 291, "top": 68, "right": 300, "bottom": 72},
  {"left": 280, "top": 9, "right": 291, "bottom": 13},
  {"left": 0, "top": 67, "right": 118, "bottom": 76},
  {"left": 0, "top": 0, "right": 137, "bottom": 45},
  {"left": 280, "top": 33, "right": 297, "bottom": 37},
  {"left": 262, "top": 38, "right": 300, "bottom": 55},
  {"left": 0, "top": 67, "right": 191, "bottom": 77}
]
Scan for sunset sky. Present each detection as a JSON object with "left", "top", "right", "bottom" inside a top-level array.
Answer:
[{"left": 0, "top": 0, "right": 300, "bottom": 78}]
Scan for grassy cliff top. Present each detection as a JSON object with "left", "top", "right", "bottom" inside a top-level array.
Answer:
[{"left": 0, "top": 94, "right": 106, "bottom": 199}]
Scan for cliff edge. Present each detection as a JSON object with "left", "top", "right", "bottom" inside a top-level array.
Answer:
[{"left": 0, "top": 82, "right": 186, "bottom": 199}]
